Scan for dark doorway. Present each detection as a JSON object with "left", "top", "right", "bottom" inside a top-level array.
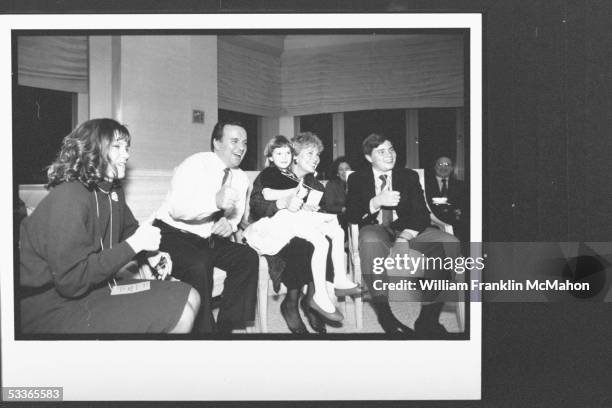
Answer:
[
  {"left": 299, "top": 113, "right": 333, "bottom": 179},
  {"left": 13, "top": 85, "right": 74, "bottom": 185},
  {"left": 344, "top": 109, "right": 407, "bottom": 172},
  {"left": 218, "top": 109, "right": 259, "bottom": 171},
  {"left": 418, "top": 108, "right": 457, "bottom": 171}
]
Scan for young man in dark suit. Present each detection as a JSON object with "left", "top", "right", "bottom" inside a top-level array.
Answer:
[
  {"left": 424, "top": 156, "right": 468, "bottom": 243},
  {"left": 346, "top": 134, "right": 460, "bottom": 337}
]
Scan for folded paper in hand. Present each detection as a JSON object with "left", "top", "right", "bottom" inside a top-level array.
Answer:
[{"left": 305, "top": 189, "right": 323, "bottom": 207}]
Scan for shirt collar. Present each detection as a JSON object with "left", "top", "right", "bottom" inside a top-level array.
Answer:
[
  {"left": 209, "top": 151, "right": 236, "bottom": 178},
  {"left": 372, "top": 167, "right": 392, "bottom": 181}
]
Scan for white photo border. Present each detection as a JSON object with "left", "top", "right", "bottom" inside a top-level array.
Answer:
[{"left": 1, "top": 13, "right": 482, "bottom": 401}]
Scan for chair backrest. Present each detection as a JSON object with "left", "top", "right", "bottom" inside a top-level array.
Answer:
[
  {"left": 19, "top": 169, "right": 263, "bottom": 224},
  {"left": 412, "top": 168, "right": 433, "bottom": 212},
  {"left": 412, "top": 169, "right": 453, "bottom": 234}
]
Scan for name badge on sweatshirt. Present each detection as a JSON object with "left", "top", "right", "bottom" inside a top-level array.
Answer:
[{"left": 110, "top": 281, "right": 151, "bottom": 296}]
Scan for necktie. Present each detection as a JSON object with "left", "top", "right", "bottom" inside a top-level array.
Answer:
[
  {"left": 221, "top": 168, "right": 231, "bottom": 186},
  {"left": 441, "top": 178, "right": 448, "bottom": 197},
  {"left": 210, "top": 168, "right": 232, "bottom": 248},
  {"left": 379, "top": 174, "right": 393, "bottom": 227}
]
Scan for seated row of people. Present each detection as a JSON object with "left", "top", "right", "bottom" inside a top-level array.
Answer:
[{"left": 18, "top": 117, "right": 463, "bottom": 336}]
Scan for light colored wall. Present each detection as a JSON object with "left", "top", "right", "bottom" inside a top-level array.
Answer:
[
  {"left": 278, "top": 116, "right": 295, "bottom": 139},
  {"left": 90, "top": 35, "right": 218, "bottom": 173},
  {"left": 119, "top": 35, "right": 218, "bottom": 172},
  {"left": 89, "top": 36, "right": 113, "bottom": 118},
  {"left": 87, "top": 35, "right": 218, "bottom": 216}
]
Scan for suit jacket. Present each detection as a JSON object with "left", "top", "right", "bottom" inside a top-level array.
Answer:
[
  {"left": 346, "top": 167, "right": 430, "bottom": 233},
  {"left": 424, "top": 171, "right": 466, "bottom": 224}
]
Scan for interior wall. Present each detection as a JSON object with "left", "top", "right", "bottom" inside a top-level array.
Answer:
[
  {"left": 89, "top": 36, "right": 113, "bottom": 119},
  {"left": 119, "top": 35, "right": 218, "bottom": 172}
]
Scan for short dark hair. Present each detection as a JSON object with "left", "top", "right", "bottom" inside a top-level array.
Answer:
[
  {"left": 210, "top": 120, "right": 244, "bottom": 151},
  {"left": 46, "top": 118, "right": 130, "bottom": 189},
  {"left": 264, "top": 135, "right": 293, "bottom": 160},
  {"left": 362, "top": 133, "right": 389, "bottom": 156}
]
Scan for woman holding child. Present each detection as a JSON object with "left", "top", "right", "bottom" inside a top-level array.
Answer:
[
  {"left": 19, "top": 118, "right": 200, "bottom": 334},
  {"left": 248, "top": 132, "right": 362, "bottom": 334}
]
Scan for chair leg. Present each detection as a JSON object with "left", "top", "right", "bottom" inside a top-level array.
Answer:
[
  {"left": 257, "top": 277, "right": 268, "bottom": 333},
  {"left": 256, "top": 256, "right": 270, "bottom": 333},
  {"left": 354, "top": 295, "right": 363, "bottom": 330},
  {"left": 456, "top": 301, "right": 465, "bottom": 332},
  {"left": 340, "top": 296, "right": 348, "bottom": 316}
]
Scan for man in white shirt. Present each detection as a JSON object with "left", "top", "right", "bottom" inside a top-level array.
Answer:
[
  {"left": 346, "top": 133, "right": 460, "bottom": 338},
  {"left": 153, "top": 121, "right": 258, "bottom": 334}
]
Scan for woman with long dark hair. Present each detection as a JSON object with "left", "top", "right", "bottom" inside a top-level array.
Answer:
[{"left": 19, "top": 118, "right": 199, "bottom": 334}]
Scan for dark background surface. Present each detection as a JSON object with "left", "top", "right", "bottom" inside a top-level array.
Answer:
[{"left": 4, "top": 1, "right": 612, "bottom": 407}]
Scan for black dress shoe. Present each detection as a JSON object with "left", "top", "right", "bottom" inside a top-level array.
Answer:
[
  {"left": 280, "top": 298, "right": 309, "bottom": 334},
  {"left": 215, "top": 319, "right": 234, "bottom": 334},
  {"left": 372, "top": 301, "right": 416, "bottom": 337},
  {"left": 414, "top": 317, "right": 449, "bottom": 339},
  {"left": 300, "top": 296, "right": 327, "bottom": 334},
  {"left": 379, "top": 318, "right": 416, "bottom": 337}
]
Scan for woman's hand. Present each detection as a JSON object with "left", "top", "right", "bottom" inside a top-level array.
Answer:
[
  {"left": 147, "top": 251, "right": 173, "bottom": 280},
  {"left": 126, "top": 224, "right": 161, "bottom": 253}
]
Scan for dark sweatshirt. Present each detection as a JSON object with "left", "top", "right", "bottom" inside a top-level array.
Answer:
[{"left": 19, "top": 181, "right": 138, "bottom": 298}]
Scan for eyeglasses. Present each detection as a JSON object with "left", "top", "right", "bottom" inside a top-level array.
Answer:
[{"left": 436, "top": 162, "right": 452, "bottom": 167}]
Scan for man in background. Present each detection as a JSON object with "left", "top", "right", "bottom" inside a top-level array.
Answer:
[{"left": 425, "top": 156, "right": 468, "bottom": 243}]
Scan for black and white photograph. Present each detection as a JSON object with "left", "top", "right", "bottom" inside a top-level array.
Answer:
[
  {"left": 2, "top": 2, "right": 611, "bottom": 407},
  {"left": 14, "top": 31, "right": 471, "bottom": 339},
  {"left": 2, "top": 13, "right": 482, "bottom": 401}
]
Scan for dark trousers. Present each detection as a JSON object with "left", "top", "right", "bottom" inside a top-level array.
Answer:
[
  {"left": 358, "top": 225, "right": 460, "bottom": 303},
  {"left": 154, "top": 220, "right": 258, "bottom": 333},
  {"left": 276, "top": 237, "right": 333, "bottom": 291}
]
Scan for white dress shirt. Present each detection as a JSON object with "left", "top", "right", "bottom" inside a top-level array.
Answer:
[{"left": 155, "top": 152, "right": 250, "bottom": 238}]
